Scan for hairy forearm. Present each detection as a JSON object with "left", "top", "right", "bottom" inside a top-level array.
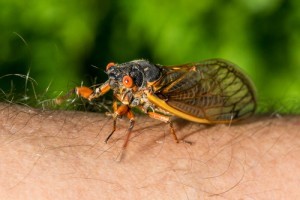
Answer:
[{"left": 0, "top": 103, "right": 299, "bottom": 199}]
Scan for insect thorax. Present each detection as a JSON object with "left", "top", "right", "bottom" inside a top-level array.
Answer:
[{"left": 108, "top": 59, "right": 166, "bottom": 112}]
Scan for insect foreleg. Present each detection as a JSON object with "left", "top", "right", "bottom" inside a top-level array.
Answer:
[
  {"left": 75, "top": 81, "right": 111, "bottom": 101},
  {"left": 75, "top": 86, "right": 94, "bottom": 99},
  {"left": 105, "top": 101, "right": 125, "bottom": 143},
  {"left": 105, "top": 103, "right": 136, "bottom": 149}
]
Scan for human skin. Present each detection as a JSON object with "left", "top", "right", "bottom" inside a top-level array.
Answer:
[{"left": 0, "top": 103, "right": 299, "bottom": 199}]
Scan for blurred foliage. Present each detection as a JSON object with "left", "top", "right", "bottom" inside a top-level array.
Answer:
[{"left": 0, "top": 0, "right": 299, "bottom": 113}]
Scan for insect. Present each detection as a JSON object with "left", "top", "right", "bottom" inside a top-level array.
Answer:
[{"left": 66, "top": 59, "right": 256, "bottom": 151}]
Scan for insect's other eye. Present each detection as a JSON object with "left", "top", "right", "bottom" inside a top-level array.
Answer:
[
  {"left": 106, "top": 62, "right": 115, "bottom": 71},
  {"left": 122, "top": 75, "right": 134, "bottom": 88}
]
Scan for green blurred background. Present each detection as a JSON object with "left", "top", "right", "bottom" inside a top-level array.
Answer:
[{"left": 0, "top": 0, "right": 299, "bottom": 113}]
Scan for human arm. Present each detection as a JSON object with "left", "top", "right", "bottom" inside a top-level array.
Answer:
[{"left": 0, "top": 103, "right": 299, "bottom": 199}]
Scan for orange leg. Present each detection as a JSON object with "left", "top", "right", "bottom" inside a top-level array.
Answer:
[
  {"left": 107, "top": 104, "right": 135, "bottom": 161},
  {"left": 55, "top": 86, "right": 92, "bottom": 105},
  {"left": 147, "top": 112, "right": 179, "bottom": 143},
  {"left": 75, "top": 82, "right": 111, "bottom": 100},
  {"left": 74, "top": 87, "right": 136, "bottom": 148},
  {"left": 75, "top": 86, "right": 94, "bottom": 99},
  {"left": 122, "top": 110, "right": 135, "bottom": 149},
  {"left": 56, "top": 82, "right": 111, "bottom": 104},
  {"left": 105, "top": 103, "right": 135, "bottom": 150},
  {"left": 104, "top": 100, "right": 119, "bottom": 143}
]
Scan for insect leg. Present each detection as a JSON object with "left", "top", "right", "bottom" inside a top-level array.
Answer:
[
  {"left": 75, "top": 86, "right": 94, "bottom": 99},
  {"left": 113, "top": 109, "right": 135, "bottom": 162},
  {"left": 122, "top": 110, "right": 135, "bottom": 149},
  {"left": 104, "top": 100, "right": 119, "bottom": 143},
  {"left": 147, "top": 112, "right": 179, "bottom": 143},
  {"left": 56, "top": 83, "right": 109, "bottom": 105},
  {"left": 105, "top": 103, "right": 130, "bottom": 143},
  {"left": 168, "top": 121, "right": 178, "bottom": 143},
  {"left": 55, "top": 86, "right": 92, "bottom": 104},
  {"left": 87, "top": 81, "right": 111, "bottom": 100},
  {"left": 74, "top": 81, "right": 111, "bottom": 101}
]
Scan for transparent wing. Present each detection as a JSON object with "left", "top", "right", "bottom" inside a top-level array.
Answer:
[{"left": 154, "top": 59, "right": 256, "bottom": 122}]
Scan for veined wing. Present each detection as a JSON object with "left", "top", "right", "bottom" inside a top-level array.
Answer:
[{"left": 153, "top": 59, "right": 256, "bottom": 123}]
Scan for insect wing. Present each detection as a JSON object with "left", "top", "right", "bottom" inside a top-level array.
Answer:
[{"left": 154, "top": 59, "right": 256, "bottom": 123}]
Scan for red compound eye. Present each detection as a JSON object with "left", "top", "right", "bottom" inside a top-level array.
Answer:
[
  {"left": 122, "top": 75, "right": 134, "bottom": 88},
  {"left": 106, "top": 62, "right": 115, "bottom": 71}
]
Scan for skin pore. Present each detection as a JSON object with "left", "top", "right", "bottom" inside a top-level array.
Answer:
[{"left": 0, "top": 103, "right": 299, "bottom": 199}]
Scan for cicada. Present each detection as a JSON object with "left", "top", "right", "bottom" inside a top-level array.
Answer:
[{"left": 70, "top": 59, "right": 256, "bottom": 150}]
